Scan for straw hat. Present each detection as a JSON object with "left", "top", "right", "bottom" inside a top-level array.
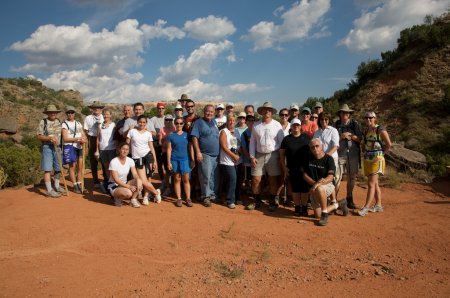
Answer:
[
  {"left": 257, "top": 102, "right": 277, "bottom": 114},
  {"left": 337, "top": 104, "right": 354, "bottom": 114},
  {"left": 88, "top": 101, "right": 105, "bottom": 109},
  {"left": 178, "top": 94, "right": 190, "bottom": 101},
  {"left": 43, "top": 104, "right": 61, "bottom": 114}
]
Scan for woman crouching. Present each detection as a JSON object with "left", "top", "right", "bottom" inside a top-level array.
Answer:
[{"left": 108, "top": 142, "right": 143, "bottom": 207}]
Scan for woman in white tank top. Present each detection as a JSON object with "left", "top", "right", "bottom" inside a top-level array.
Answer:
[{"left": 96, "top": 109, "right": 117, "bottom": 191}]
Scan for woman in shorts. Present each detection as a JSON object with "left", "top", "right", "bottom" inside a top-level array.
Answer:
[
  {"left": 96, "top": 108, "right": 117, "bottom": 193},
  {"left": 167, "top": 117, "right": 194, "bottom": 207},
  {"left": 108, "top": 142, "right": 142, "bottom": 207},
  {"left": 61, "top": 105, "right": 87, "bottom": 194},
  {"left": 358, "top": 111, "right": 392, "bottom": 216},
  {"left": 126, "top": 115, "right": 161, "bottom": 207}
]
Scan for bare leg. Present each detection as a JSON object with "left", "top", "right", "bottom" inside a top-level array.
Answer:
[
  {"left": 137, "top": 167, "right": 158, "bottom": 196},
  {"left": 173, "top": 173, "right": 181, "bottom": 199},
  {"left": 363, "top": 174, "right": 378, "bottom": 208},
  {"left": 182, "top": 173, "right": 191, "bottom": 200},
  {"left": 251, "top": 175, "right": 262, "bottom": 194}
]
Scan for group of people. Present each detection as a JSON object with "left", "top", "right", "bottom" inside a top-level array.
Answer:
[{"left": 37, "top": 95, "right": 392, "bottom": 226}]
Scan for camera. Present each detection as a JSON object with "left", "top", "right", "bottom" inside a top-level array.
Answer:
[{"left": 230, "top": 147, "right": 239, "bottom": 155}]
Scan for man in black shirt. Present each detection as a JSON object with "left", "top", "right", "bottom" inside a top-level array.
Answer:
[
  {"left": 303, "top": 138, "right": 349, "bottom": 226},
  {"left": 280, "top": 119, "right": 311, "bottom": 216}
]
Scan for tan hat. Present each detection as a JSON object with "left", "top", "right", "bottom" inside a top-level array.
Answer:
[
  {"left": 338, "top": 104, "right": 354, "bottom": 114},
  {"left": 365, "top": 111, "right": 376, "bottom": 118},
  {"left": 178, "top": 94, "right": 190, "bottom": 101},
  {"left": 257, "top": 102, "right": 277, "bottom": 115},
  {"left": 88, "top": 101, "right": 105, "bottom": 109},
  {"left": 238, "top": 112, "right": 247, "bottom": 118},
  {"left": 65, "top": 105, "right": 76, "bottom": 113},
  {"left": 43, "top": 104, "right": 61, "bottom": 114}
]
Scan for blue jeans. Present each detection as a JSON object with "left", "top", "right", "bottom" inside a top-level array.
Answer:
[
  {"left": 220, "top": 164, "right": 238, "bottom": 205},
  {"left": 197, "top": 154, "right": 219, "bottom": 200}
]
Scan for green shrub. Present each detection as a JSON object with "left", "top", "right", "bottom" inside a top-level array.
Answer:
[{"left": 0, "top": 141, "right": 41, "bottom": 187}]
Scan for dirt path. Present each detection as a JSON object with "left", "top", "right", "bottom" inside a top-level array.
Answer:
[{"left": 0, "top": 177, "right": 449, "bottom": 297}]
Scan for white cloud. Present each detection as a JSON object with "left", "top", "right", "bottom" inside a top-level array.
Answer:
[
  {"left": 183, "top": 15, "right": 236, "bottom": 41},
  {"left": 141, "top": 19, "right": 185, "bottom": 41},
  {"left": 339, "top": 0, "right": 450, "bottom": 52},
  {"left": 156, "top": 40, "right": 234, "bottom": 86},
  {"left": 243, "top": 0, "right": 331, "bottom": 51}
]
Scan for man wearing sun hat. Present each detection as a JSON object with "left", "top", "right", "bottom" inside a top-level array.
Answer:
[
  {"left": 334, "top": 103, "right": 362, "bottom": 209},
  {"left": 246, "top": 102, "right": 284, "bottom": 212},
  {"left": 83, "top": 101, "right": 105, "bottom": 189},
  {"left": 178, "top": 94, "right": 190, "bottom": 116},
  {"left": 37, "top": 104, "right": 64, "bottom": 198},
  {"left": 313, "top": 102, "right": 323, "bottom": 115}
]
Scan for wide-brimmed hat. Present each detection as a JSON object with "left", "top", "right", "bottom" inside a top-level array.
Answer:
[
  {"left": 65, "top": 105, "right": 76, "bottom": 113},
  {"left": 88, "top": 101, "right": 105, "bottom": 109},
  {"left": 178, "top": 94, "right": 190, "bottom": 101},
  {"left": 174, "top": 103, "right": 183, "bottom": 110},
  {"left": 338, "top": 104, "right": 354, "bottom": 114},
  {"left": 43, "top": 104, "right": 61, "bottom": 114},
  {"left": 257, "top": 102, "right": 277, "bottom": 115}
]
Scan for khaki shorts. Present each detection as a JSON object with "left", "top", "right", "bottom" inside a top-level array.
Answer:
[
  {"left": 310, "top": 182, "right": 335, "bottom": 210},
  {"left": 251, "top": 151, "right": 281, "bottom": 177}
]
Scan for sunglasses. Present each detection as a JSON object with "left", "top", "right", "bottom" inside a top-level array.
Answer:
[
  {"left": 311, "top": 116, "right": 318, "bottom": 119},
  {"left": 175, "top": 122, "right": 184, "bottom": 125},
  {"left": 164, "top": 119, "right": 173, "bottom": 122},
  {"left": 175, "top": 108, "right": 183, "bottom": 111},
  {"left": 279, "top": 114, "right": 289, "bottom": 117}
]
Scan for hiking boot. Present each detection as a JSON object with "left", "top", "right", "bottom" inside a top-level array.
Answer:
[
  {"left": 255, "top": 199, "right": 262, "bottom": 209},
  {"left": 301, "top": 205, "right": 309, "bottom": 217},
  {"left": 175, "top": 199, "right": 183, "bottom": 207},
  {"left": 73, "top": 184, "right": 82, "bottom": 194},
  {"left": 185, "top": 199, "right": 193, "bottom": 207},
  {"left": 317, "top": 213, "right": 329, "bottom": 226},
  {"left": 142, "top": 196, "right": 150, "bottom": 206},
  {"left": 370, "top": 204, "right": 384, "bottom": 213},
  {"left": 46, "top": 190, "right": 61, "bottom": 198},
  {"left": 339, "top": 199, "right": 349, "bottom": 216},
  {"left": 347, "top": 196, "right": 357, "bottom": 209},
  {"left": 154, "top": 189, "right": 162, "bottom": 204},
  {"left": 130, "top": 198, "right": 140, "bottom": 208},
  {"left": 203, "top": 198, "right": 211, "bottom": 207},
  {"left": 245, "top": 203, "right": 255, "bottom": 210},
  {"left": 227, "top": 203, "right": 236, "bottom": 209},
  {"left": 57, "top": 187, "right": 67, "bottom": 195},
  {"left": 268, "top": 204, "right": 278, "bottom": 212},
  {"left": 358, "top": 207, "right": 370, "bottom": 217},
  {"left": 273, "top": 196, "right": 280, "bottom": 206},
  {"left": 294, "top": 205, "right": 301, "bottom": 217}
]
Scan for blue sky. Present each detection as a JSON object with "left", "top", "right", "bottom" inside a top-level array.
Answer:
[{"left": 0, "top": 0, "right": 448, "bottom": 110}]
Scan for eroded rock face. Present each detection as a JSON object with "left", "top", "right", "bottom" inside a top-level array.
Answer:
[
  {"left": 386, "top": 143, "right": 428, "bottom": 172},
  {"left": 0, "top": 117, "right": 17, "bottom": 134}
]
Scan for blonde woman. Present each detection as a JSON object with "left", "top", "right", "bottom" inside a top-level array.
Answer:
[{"left": 358, "top": 112, "right": 392, "bottom": 216}]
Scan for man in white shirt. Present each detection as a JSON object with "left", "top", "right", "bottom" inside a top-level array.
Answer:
[
  {"left": 246, "top": 102, "right": 285, "bottom": 212},
  {"left": 83, "top": 101, "right": 104, "bottom": 188}
]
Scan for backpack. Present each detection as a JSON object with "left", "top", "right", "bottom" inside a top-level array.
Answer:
[
  {"left": 335, "top": 118, "right": 361, "bottom": 168},
  {"left": 363, "top": 125, "right": 383, "bottom": 153}
]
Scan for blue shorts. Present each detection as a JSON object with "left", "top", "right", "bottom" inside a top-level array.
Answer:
[
  {"left": 41, "top": 144, "right": 61, "bottom": 172},
  {"left": 171, "top": 159, "right": 191, "bottom": 175}
]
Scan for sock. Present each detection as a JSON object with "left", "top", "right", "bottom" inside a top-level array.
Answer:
[
  {"left": 45, "top": 181, "right": 53, "bottom": 192},
  {"left": 54, "top": 178, "right": 60, "bottom": 190},
  {"left": 322, "top": 210, "right": 328, "bottom": 214}
]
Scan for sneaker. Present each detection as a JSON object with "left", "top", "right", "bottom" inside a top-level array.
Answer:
[
  {"left": 154, "top": 189, "right": 162, "bottom": 203},
  {"left": 130, "top": 198, "right": 140, "bottom": 208},
  {"left": 358, "top": 207, "right": 370, "bottom": 217},
  {"left": 142, "top": 196, "right": 150, "bottom": 206},
  {"left": 227, "top": 203, "right": 236, "bottom": 209},
  {"left": 203, "top": 198, "right": 211, "bottom": 207},
  {"left": 57, "top": 188, "right": 67, "bottom": 195},
  {"left": 114, "top": 198, "right": 123, "bottom": 207},
  {"left": 268, "top": 204, "right": 278, "bottom": 212},
  {"left": 317, "top": 213, "right": 329, "bottom": 226},
  {"left": 185, "top": 199, "right": 193, "bottom": 207},
  {"left": 294, "top": 205, "right": 301, "bottom": 217},
  {"left": 46, "top": 189, "right": 61, "bottom": 198},
  {"left": 370, "top": 205, "right": 384, "bottom": 213},
  {"left": 175, "top": 199, "right": 183, "bottom": 207},
  {"left": 255, "top": 199, "right": 262, "bottom": 209},
  {"left": 245, "top": 203, "right": 255, "bottom": 210},
  {"left": 73, "top": 185, "right": 82, "bottom": 194},
  {"left": 339, "top": 199, "right": 349, "bottom": 216},
  {"left": 99, "top": 184, "right": 107, "bottom": 194},
  {"left": 273, "top": 196, "right": 280, "bottom": 206}
]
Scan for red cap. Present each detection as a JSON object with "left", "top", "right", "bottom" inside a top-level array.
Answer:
[{"left": 156, "top": 102, "right": 166, "bottom": 108}]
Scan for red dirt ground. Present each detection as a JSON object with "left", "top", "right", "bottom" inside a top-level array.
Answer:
[{"left": 0, "top": 176, "right": 449, "bottom": 297}]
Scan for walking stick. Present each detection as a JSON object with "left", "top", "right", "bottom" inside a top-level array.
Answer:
[
  {"left": 55, "top": 145, "right": 69, "bottom": 196},
  {"left": 81, "top": 142, "right": 86, "bottom": 193}
]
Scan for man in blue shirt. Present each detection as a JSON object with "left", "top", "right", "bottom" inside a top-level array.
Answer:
[{"left": 191, "top": 104, "right": 220, "bottom": 207}]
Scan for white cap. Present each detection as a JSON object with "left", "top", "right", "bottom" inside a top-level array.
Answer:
[
  {"left": 290, "top": 118, "right": 301, "bottom": 125},
  {"left": 175, "top": 103, "right": 183, "bottom": 110},
  {"left": 238, "top": 112, "right": 246, "bottom": 118},
  {"left": 290, "top": 104, "right": 299, "bottom": 110},
  {"left": 216, "top": 103, "right": 225, "bottom": 109},
  {"left": 226, "top": 102, "right": 234, "bottom": 107}
]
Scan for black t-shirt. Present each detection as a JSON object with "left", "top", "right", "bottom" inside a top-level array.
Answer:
[
  {"left": 304, "top": 154, "right": 336, "bottom": 182},
  {"left": 280, "top": 133, "right": 311, "bottom": 171}
]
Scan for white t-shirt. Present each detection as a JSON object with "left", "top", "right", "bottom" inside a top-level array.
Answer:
[
  {"left": 281, "top": 123, "right": 291, "bottom": 137},
  {"left": 127, "top": 129, "right": 153, "bottom": 159},
  {"left": 249, "top": 119, "right": 284, "bottom": 156},
  {"left": 108, "top": 156, "right": 135, "bottom": 185},
  {"left": 148, "top": 116, "right": 165, "bottom": 139},
  {"left": 219, "top": 128, "right": 240, "bottom": 166},
  {"left": 83, "top": 114, "right": 104, "bottom": 136},
  {"left": 215, "top": 115, "right": 226, "bottom": 128},
  {"left": 62, "top": 120, "right": 83, "bottom": 149},
  {"left": 313, "top": 126, "right": 340, "bottom": 165},
  {"left": 98, "top": 122, "right": 116, "bottom": 151}
]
